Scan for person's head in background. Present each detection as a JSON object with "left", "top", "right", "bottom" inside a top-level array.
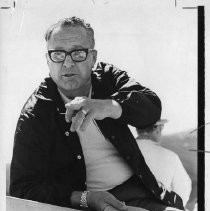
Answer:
[{"left": 136, "top": 119, "right": 168, "bottom": 143}]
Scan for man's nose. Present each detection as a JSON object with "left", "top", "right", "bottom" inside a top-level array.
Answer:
[{"left": 63, "top": 55, "right": 75, "bottom": 68}]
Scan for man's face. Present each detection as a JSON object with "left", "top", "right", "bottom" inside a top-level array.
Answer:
[{"left": 46, "top": 26, "right": 97, "bottom": 96}]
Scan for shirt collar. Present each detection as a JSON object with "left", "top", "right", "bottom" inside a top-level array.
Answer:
[
  {"left": 58, "top": 86, "right": 92, "bottom": 104},
  {"left": 136, "top": 136, "right": 160, "bottom": 146}
]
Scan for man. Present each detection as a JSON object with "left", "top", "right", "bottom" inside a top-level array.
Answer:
[
  {"left": 10, "top": 17, "right": 184, "bottom": 211},
  {"left": 136, "top": 120, "right": 192, "bottom": 208}
]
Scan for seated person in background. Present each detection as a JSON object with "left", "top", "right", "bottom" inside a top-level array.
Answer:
[{"left": 136, "top": 119, "right": 192, "bottom": 207}]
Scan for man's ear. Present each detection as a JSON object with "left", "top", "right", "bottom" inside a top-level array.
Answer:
[
  {"left": 45, "top": 52, "right": 50, "bottom": 65},
  {"left": 91, "top": 50, "right": 97, "bottom": 66},
  {"left": 157, "top": 125, "right": 163, "bottom": 134}
]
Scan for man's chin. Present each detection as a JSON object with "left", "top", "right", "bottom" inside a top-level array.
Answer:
[
  {"left": 61, "top": 85, "right": 79, "bottom": 93},
  {"left": 59, "top": 82, "right": 83, "bottom": 94},
  {"left": 58, "top": 79, "right": 91, "bottom": 96},
  {"left": 61, "top": 79, "right": 79, "bottom": 89}
]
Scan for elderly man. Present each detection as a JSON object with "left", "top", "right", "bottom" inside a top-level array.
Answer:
[{"left": 10, "top": 17, "right": 184, "bottom": 211}]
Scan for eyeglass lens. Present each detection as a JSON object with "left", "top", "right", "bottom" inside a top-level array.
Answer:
[{"left": 50, "top": 49, "right": 87, "bottom": 62}]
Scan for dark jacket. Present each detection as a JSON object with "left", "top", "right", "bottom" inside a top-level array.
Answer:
[{"left": 10, "top": 62, "right": 184, "bottom": 210}]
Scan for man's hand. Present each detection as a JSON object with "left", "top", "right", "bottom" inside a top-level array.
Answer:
[
  {"left": 65, "top": 97, "right": 122, "bottom": 132},
  {"left": 87, "top": 191, "right": 127, "bottom": 211}
]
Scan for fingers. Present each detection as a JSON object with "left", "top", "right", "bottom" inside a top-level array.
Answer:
[
  {"left": 65, "top": 104, "right": 75, "bottom": 123},
  {"left": 65, "top": 97, "right": 86, "bottom": 122},
  {"left": 80, "top": 113, "right": 93, "bottom": 131},
  {"left": 69, "top": 110, "right": 94, "bottom": 132},
  {"left": 104, "top": 196, "right": 127, "bottom": 211},
  {"left": 87, "top": 191, "right": 127, "bottom": 211},
  {"left": 104, "top": 205, "right": 120, "bottom": 211},
  {"left": 113, "top": 201, "right": 127, "bottom": 211},
  {"left": 65, "top": 97, "right": 111, "bottom": 131},
  {"left": 70, "top": 109, "right": 88, "bottom": 132}
]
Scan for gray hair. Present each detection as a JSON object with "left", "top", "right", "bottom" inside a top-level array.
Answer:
[{"left": 45, "top": 16, "right": 95, "bottom": 48}]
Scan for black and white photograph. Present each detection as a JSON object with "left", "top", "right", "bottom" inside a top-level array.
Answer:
[{"left": 0, "top": 0, "right": 209, "bottom": 210}]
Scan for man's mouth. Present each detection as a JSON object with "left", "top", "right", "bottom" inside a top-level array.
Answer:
[{"left": 62, "top": 73, "right": 77, "bottom": 77}]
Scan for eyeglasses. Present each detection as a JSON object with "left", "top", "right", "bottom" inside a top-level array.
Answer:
[{"left": 48, "top": 49, "right": 94, "bottom": 63}]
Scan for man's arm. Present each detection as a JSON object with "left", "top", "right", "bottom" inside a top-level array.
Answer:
[
  {"left": 70, "top": 191, "right": 127, "bottom": 211},
  {"left": 10, "top": 114, "right": 74, "bottom": 207},
  {"left": 107, "top": 64, "right": 162, "bottom": 128},
  {"left": 10, "top": 111, "right": 127, "bottom": 210},
  {"left": 65, "top": 63, "right": 161, "bottom": 131},
  {"left": 65, "top": 97, "right": 122, "bottom": 132}
]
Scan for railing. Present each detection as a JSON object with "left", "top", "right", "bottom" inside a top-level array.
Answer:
[
  {"left": 6, "top": 196, "right": 150, "bottom": 211},
  {"left": 6, "top": 196, "right": 79, "bottom": 211}
]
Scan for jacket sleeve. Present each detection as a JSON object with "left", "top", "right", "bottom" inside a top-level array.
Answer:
[
  {"left": 104, "top": 64, "right": 162, "bottom": 128},
  {"left": 10, "top": 111, "right": 73, "bottom": 208}
]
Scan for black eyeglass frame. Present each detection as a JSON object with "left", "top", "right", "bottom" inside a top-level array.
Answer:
[{"left": 48, "top": 48, "right": 94, "bottom": 63}]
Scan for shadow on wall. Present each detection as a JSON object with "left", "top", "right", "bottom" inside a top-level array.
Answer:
[{"left": 160, "top": 129, "right": 197, "bottom": 211}]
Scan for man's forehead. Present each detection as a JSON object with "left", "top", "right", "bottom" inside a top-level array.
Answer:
[{"left": 51, "top": 26, "right": 87, "bottom": 41}]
